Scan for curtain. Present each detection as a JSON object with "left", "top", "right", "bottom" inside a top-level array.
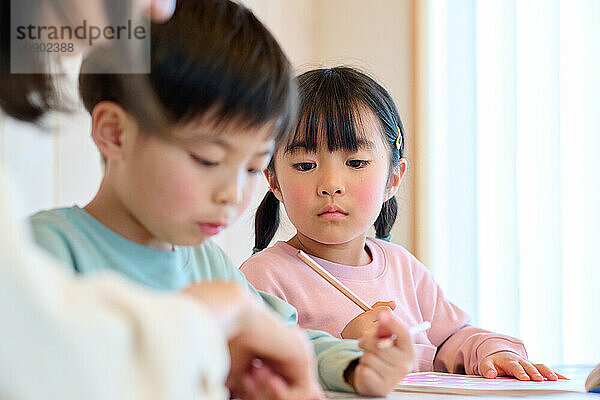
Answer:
[{"left": 421, "top": 0, "right": 600, "bottom": 364}]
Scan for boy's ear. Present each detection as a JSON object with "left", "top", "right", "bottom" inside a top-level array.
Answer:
[
  {"left": 384, "top": 159, "right": 407, "bottom": 201},
  {"left": 90, "top": 101, "right": 133, "bottom": 161},
  {"left": 264, "top": 169, "right": 284, "bottom": 202}
]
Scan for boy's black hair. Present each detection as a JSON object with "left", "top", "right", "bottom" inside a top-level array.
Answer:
[
  {"left": 254, "top": 66, "right": 406, "bottom": 251},
  {"left": 79, "top": 0, "right": 297, "bottom": 140}
]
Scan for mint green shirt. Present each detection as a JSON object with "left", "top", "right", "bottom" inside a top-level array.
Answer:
[{"left": 30, "top": 206, "right": 361, "bottom": 392}]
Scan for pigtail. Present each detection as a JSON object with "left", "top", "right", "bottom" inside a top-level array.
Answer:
[
  {"left": 374, "top": 196, "right": 398, "bottom": 241},
  {"left": 254, "top": 191, "right": 281, "bottom": 252}
]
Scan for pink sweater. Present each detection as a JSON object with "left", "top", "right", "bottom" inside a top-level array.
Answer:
[{"left": 240, "top": 238, "right": 527, "bottom": 374}]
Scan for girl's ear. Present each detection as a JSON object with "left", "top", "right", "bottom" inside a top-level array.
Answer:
[
  {"left": 90, "top": 101, "right": 134, "bottom": 161},
  {"left": 384, "top": 159, "right": 407, "bottom": 201},
  {"left": 264, "top": 169, "right": 284, "bottom": 202}
]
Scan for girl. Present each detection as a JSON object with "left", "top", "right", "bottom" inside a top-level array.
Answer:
[{"left": 242, "top": 66, "right": 561, "bottom": 382}]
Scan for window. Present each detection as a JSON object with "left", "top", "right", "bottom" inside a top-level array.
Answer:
[{"left": 423, "top": 0, "right": 600, "bottom": 364}]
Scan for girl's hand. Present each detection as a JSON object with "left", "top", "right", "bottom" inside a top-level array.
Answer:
[
  {"left": 349, "top": 311, "right": 414, "bottom": 397},
  {"left": 479, "top": 351, "right": 566, "bottom": 381},
  {"left": 340, "top": 301, "right": 396, "bottom": 339}
]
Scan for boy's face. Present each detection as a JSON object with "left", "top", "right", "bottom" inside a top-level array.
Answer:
[{"left": 113, "top": 116, "right": 274, "bottom": 247}]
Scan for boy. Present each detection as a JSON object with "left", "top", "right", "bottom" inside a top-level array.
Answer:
[{"left": 30, "top": 0, "right": 413, "bottom": 397}]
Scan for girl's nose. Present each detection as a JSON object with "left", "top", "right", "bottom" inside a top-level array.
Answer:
[
  {"left": 317, "top": 174, "right": 345, "bottom": 197},
  {"left": 320, "top": 186, "right": 344, "bottom": 196}
]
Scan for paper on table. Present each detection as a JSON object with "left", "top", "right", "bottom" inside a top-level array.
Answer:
[
  {"left": 585, "top": 363, "right": 600, "bottom": 392},
  {"left": 395, "top": 372, "right": 584, "bottom": 396}
]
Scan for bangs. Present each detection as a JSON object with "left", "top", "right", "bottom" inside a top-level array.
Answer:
[{"left": 285, "top": 70, "right": 375, "bottom": 154}]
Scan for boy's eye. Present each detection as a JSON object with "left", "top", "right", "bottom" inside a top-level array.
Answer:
[
  {"left": 248, "top": 157, "right": 270, "bottom": 175},
  {"left": 190, "top": 154, "right": 219, "bottom": 167},
  {"left": 293, "top": 162, "right": 316, "bottom": 172},
  {"left": 347, "top": 159, "right": 370, "bottom": 169}
]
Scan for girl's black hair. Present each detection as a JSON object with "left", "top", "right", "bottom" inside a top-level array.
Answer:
[{"left": 254, "top": 67, "right": 406, "bottom": 252}]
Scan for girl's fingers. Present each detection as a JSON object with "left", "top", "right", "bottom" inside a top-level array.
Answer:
[
  {"left": 533, "top": 364, "right": 558, "bottom": 381},
  {"left": 372, "top": 301, "right": 397, "bottom": 310},
  {"left": 497, "top": 358, "right": 530, "bottom": 380},
  {"left": 480, "top": 359, "right": 498, "bottom": 379},
  {"left": 371, "top": 306, "right": 394, "bottom": 320},
  {"left": 519, "top": 360, "right": 544, "bottom": 381},
  {"left": 556, "top": 372, "right": 568, "bottom": 380}
]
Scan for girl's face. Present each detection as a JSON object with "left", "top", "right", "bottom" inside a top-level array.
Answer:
[{"left": 269, "top": 111, "right": 405, "bottom": 247}]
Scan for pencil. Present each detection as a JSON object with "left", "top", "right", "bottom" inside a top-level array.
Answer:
[
  {"left": 296, "top": 250, "right": 371, "bottom": 312},
  {"left": 377, "top": 321, "right": 431, "bottom": 349}
]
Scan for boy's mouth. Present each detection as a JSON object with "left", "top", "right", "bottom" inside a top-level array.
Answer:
[{"left": 197, "top": 222, "right": 226, "bottom": 236}]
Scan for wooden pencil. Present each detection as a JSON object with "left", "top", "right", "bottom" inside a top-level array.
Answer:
[{"left": 296, "top": 250, "right": 371, "bottom": 312}]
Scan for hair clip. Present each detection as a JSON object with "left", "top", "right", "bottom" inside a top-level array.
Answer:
[{"left": 395, "top": 126, "right": 402, "bottom": 151}]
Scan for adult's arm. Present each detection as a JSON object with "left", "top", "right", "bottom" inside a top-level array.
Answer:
[{"left": 0, "top": 169, "right": 229, "bottom": 400}]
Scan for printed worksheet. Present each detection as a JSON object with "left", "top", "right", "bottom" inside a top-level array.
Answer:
[{"left": 394, "top": 372, "right": 584, "bottom": 396}]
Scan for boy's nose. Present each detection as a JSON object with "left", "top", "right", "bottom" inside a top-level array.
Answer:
[{"left": 214, "top": 175, "right": 243, "bottom": 205}]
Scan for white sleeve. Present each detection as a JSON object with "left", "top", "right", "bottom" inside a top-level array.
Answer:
[{"left": 0, "top": 170, "right": 229, "bottom": 400}]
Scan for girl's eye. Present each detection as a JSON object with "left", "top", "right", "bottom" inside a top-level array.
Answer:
[
  {"left": 247, "top": 168, "right": 261, "bottom": 175},
  {"left": 190, "top": 154, "right": 219, "bottom": 167},
  {"left": 293, "top": 162, "right": 316, "bottom": 172},
  {"left": 347, "top": 159, "right": 370, "bottom": 169}
]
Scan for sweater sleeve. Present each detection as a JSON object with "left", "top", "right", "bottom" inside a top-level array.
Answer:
[
  {"left": 0, "top": 172, "right": 229, "bottom": 400},
  {"left": 433, "top": 324, "right": 528, "bottom": 375},
  {"left": 414, "top": 263, "right": 527, "bottom": 374},
  {"left": 306, "top": 329, "right": 363, "bottom": 392}
]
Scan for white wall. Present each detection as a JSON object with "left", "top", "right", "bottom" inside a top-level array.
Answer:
[{"left": 0, "top": 110, "right": 102, "bottom": 220}]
